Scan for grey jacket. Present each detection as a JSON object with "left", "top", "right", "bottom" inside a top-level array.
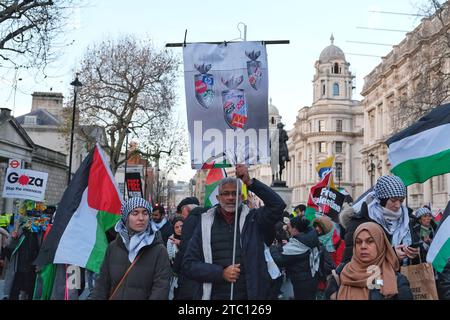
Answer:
[{"left": 90, "top": 232, "right": 171, "bottom": 300}]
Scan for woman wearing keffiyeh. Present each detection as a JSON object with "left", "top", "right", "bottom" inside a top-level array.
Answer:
[{"left": 90, "top": 198, "right": 171, "bottom": 300}]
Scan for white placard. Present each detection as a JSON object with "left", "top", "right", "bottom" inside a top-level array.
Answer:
[{"left": 2, "top": 168, "right": 48, "bottom": 201}]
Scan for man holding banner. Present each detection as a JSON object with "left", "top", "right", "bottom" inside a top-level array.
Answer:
[{"left": 182, "top": 164, "right": 285, "bottom": 300}]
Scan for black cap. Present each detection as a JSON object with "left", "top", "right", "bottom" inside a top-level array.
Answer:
[{"left": 177, "top": 197, "right": 200, "bottom": 213}]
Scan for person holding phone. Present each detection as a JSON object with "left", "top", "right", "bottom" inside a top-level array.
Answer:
[{"left": 342, "top": 175, "right": 420, "bottom": 265}]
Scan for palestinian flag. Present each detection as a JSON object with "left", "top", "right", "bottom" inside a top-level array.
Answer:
[
  {"left": 34, "top": 144, "right": 122, "bottom": 274},
  {"left": 386, "top": 103, "right": 450, "bottom": 186},
  {"left": 204, "top": 168, "right": 227, "bottom": 207},
  {"left": 427, "top": 201, "right": 450, "bottom": 273},
  {"left": 201, "top": 152, "right": 232, "bottom": 169}
]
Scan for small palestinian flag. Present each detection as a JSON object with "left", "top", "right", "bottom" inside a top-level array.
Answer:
[
  {"left": 204, "top": 168, "right": 227, "bottom": 208},
  {"left": 201, "top": 152, "right": 232, "bottom": 169}
]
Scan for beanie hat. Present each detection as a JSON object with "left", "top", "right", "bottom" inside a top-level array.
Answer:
[
  {"left": 177, "top": 197, "right": 200, "bottom": 213},
  {"left": 374, "top": 175, "right": 407, "bottom": 200},
  {"left": 415, "top": 207, "right": 432, "bottom": 219},
  {"left": 121, "top": 197, "right": 153, "bottom": 223}
]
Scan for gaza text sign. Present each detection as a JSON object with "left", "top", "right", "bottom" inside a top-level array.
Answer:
[{"left": 2, "top": 168, "right": 48, "bottom": 201}]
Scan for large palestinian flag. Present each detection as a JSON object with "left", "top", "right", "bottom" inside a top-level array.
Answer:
[
  {"left": 386, "top": 103, "right": 450, "bottom": 186},
  {"left": 427, "top": 200, "right": 450, "bottom": 273},
  {"left": 34, "top": 144, "right": 122, "bottom": 273}
]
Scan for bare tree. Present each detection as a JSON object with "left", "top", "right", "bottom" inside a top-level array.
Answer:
[
  {"left": 72, "top": 36, "right": 179, "bottom": 174},
  {"left": 392, "top": 0, "right": 450, "bottom": 130},
  {"left": 137, "top": 113, "right": 188, "bottom": 175},
  {"left": 0, "top": 0, "right": 79, "bottom": 70}
]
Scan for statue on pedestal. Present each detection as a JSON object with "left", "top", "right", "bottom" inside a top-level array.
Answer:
[{"left": 271, "top": 122, "right": 290, "bottom": 185}]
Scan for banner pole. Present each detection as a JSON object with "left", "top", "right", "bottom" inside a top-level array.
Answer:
[
  {"left": 166, "top": 40, "right": 289, "bottom": 47},
  {"left": 230, "top": 175, "right": 240, "bottom": 300}
]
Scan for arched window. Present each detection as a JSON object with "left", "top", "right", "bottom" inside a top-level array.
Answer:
[
  {"left": 334, "top": 63, "right": 339, "bottom": 74},
  {"left": 333, "top": 83, "right": 339, "bottom": 96},
  {"left": 271, "top": 117, "right": 275, "bottom": 124}
]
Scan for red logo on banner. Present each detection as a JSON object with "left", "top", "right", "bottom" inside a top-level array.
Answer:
[{"left": 9, "top": 160, "right": 20, "bottom": 168}]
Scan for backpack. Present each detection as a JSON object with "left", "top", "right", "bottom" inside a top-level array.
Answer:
[{"left": 318, "top": 244, "right": 336, "bottom": 281}]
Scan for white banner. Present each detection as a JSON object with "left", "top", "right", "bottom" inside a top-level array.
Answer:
[
  {"left": 183, "top": 41, "right": 270, "bottom": 168},
  {"left": 2, "top": 168, "right": 48, "bottom": 201}
]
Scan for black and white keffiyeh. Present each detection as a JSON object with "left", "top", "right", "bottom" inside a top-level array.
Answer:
[
  {"left": 120, "top": 197, "right": 153, "bottom": 223},
  {"left": 415, "top": 207, "right": 432, "bottom": 219},
  {"left": 374, "top": 175, "right": 406, "bottom": 200}
]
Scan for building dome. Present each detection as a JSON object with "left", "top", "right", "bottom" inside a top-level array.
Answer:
[
  {"left": 319, "top": 34, "right": 345, "bottom": 63},
  {"left": 268, "top": 98, "right": 279, "bottom": 116}
]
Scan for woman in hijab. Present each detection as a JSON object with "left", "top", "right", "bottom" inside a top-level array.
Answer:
[
  {"left": 90, "top": 198, "right": 171, "bottom": 300},
  {"left": 342, "top": 175, "right": 420, "bottom": 264},
  {"left": 326, "top": 222, "right": 413, "bottom": 300}
]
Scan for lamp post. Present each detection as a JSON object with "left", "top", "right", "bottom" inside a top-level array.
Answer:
[
  {"left": 68, "top": 74, "right": 82, "bottom": 185},
  {"left": 368, "top": 152, "right": 375, "bottom": 187},
  {"left": 123, "top": 128, "right": 131, "bottom": 199}
]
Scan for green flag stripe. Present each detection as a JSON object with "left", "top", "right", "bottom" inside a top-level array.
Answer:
[
  {"left": 433, "top": 238, "right": 450, "bottom": 273},
  {"left": 86, "top": 210, "right": 120, "bottom": 273},
  {"left": 391, "top": 148, "right": 450, "bottom": 186}
]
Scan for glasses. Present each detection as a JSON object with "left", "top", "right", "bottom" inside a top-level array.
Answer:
[{"left": 219, "top": 191, "right": 238, "bottom": 197}]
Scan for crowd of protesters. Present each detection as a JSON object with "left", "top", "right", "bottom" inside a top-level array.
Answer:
[{"left": 1, "top": 166, "right": 450, "bottom": 300}]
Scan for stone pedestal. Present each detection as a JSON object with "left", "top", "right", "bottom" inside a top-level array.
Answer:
[{"left": 271, "top": 182, "right": 293, "bottom": 211}]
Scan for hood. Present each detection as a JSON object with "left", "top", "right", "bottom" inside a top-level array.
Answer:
[
  {"left": 294, "top": 227, "right": 319, "bottom": 249},
  {"left": 189, "top": 206, "right": 208, "bottom": 217},
  {"left": 339, "top": 202, "right": 355, "bottom": 230}
]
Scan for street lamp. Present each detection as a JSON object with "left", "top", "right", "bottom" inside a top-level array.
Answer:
[
  {"left": 123, "top": 128, "right": 131, "bottom": 199},
  {"left": 68, "top": 74, "right": 82, "bottom": 185},
  {"left": 368, "top": 152, "right": 375, "bottom": 187}
]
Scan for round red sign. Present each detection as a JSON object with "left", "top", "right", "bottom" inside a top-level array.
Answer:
[{"left": 9, "top": 160, "right": 20, "bottom": 168}]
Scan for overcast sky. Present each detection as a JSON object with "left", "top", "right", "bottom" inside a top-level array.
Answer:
[{"left": 0, "top": 0, "right": 431, "bottom": 181}]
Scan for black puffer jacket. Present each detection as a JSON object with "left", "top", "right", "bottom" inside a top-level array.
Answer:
[
  {"left": 325, "top": 263, "right": 413, "bottom": 300},
  {"left": 90, "top": 232, "right": 171, "bottom": 300},
  {"left": 173, "top": 207, "right": 207, "bottom": 300},
  {"left": 437, "top": 259, "right": 450, "bottom": 300},
  {"left": 342, "top": 202, "right": 420, "bottom": 264},
  {"left": 270, "top": 227, "right": 320, "bottom": 300}
]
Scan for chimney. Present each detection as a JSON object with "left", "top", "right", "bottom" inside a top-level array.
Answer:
[{"left": 0, "top": 108, "right": 12, "bottom": 119}]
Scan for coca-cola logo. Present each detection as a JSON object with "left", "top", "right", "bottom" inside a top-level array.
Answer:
[{"left": 7, "top": 172, "right": 44, "bottom": 187}]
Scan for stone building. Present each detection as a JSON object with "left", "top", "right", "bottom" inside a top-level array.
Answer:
[
  {"left": 361, "top": 5, "right": 450, "bottom": 210},
  {"left": 286, "top": 35, "right": 364, "bottom": 206},
  {"left": 0, "top": 108, "right": 67, "bottom": 212}
]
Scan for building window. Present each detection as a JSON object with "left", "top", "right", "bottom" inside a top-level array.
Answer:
[
  {"left": 335, "top": 162, "right": 343, "bottom": 181},
  {"left": 309, "top": 122, "right": 312, "bottom": 132},
  {"left": 321, "top": 80, "right": 326, "bottom": 95},
  {"left": 334, "top": 63, "right": 339, "bottom": 74},
  {"left": 333, "top": 83, "right": 339, "bottom": 96},
  {"left": 369, "top": 110, "right": 375, "bottom": 139},
  {"left": 335, "top": 141, "right": 343, "bottom": 153},
  {"left": 271, "top": 117, "right": 275, "bottom": 124},
  {"left": 24, "top": 115, "right": 37, "bottom": 125},
  {"left": 336, "top": 119, "right": 343, "bottom": 132},
  {"left": 319, "top": 142, "right": 326, "bottom": 153},
  {"left": 318, "top": 120, "right": 325, "bottom": 132}
]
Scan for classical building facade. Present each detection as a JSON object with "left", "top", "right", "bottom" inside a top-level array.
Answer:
[
  {"left": 361, "top": 7, "right": 450, "bottom": 210},
  {"left": 286, "top": 36, "right": 364, "bottom": 207}
]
